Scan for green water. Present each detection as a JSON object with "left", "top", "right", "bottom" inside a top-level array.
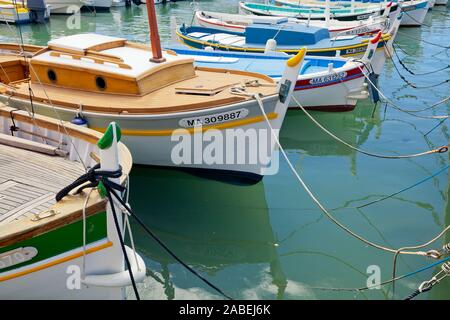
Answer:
[{"left": 1, "top": 1, "right": 449, "bottom": 300}]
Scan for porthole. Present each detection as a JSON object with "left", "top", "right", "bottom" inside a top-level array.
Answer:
[
  {"left": 95, "top": 76, "right": 107, "bottom": 91},
  {"left": 47, "top": 69, "right": 57, "bottom": 83}
]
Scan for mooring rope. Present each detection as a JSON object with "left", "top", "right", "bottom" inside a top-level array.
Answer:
[
  {"left": 396, "top": 29, "right": 450, "bottom": 49},
  {"left": 384, "top": 47, "right": 450, "bottom": 89},
  {"left": 247, "top": 92, "right": 449, "bottom": 258},
  {"left": 355, "top": 63, "right": 450, "bottom": 120},
  {"left": 391, "top": 43, "right": 450, "bottom": 76},
  {"left": 306, "top": 255, "right": 450, "bottom": 293},
  {"left": 291, "top": 95, "right": 448, "bottom": 158}
]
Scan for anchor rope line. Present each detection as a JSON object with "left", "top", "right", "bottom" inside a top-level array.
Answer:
[
  {"left": 56, "top": 164, "right": 234, "bottom": 300},
  {"left": 396, "top": 29, "right": 450, "bottom": 49},
  {"left": 384, "top": 47, "right": 450, "bottom": 89},
  {"left": 306, "top": 254, "right": 450, "bottom": 293},
  {"left": 355, "top": 63, "right": 450, "bottom": 120},
  {"left": 56, "top": 164, "right": 141, "bottom": 300},
  {"left": 405, "top": 261, "right": 450, "bottom": 300},
  {"left": 402, "top": 11, "right": 432, "bottom": 28},
  {"left": 107, "top": 186, "right": 234, "bottom": 300},
  {"left": 291, "top": 95, "right": 448, "bottom": 159},
  {"left": 391, "top": 43, "right": 450, "bottom": 76},
  {"left": 245, "top": 91, "right": 447, "bottom": 258},
  {"left": 330, "top": 164, "right": 450, "bottom": 211}
]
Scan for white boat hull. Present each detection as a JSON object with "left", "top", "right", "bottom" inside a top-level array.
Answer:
[
  {"left": 400, "top": 0, "right": 430, "bottom": 26},
  {"left": 2, "top": 94, "right": 288, "bottom": 180},
  {"left": 47, "top": 0, "right": 86, "bottom": 14},
  {"left": 434, "top": 0, "right": 447, "bottom": 5}
]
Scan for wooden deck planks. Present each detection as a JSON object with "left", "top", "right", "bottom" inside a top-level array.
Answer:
[{"left": 0, "top": 142, "right": 85, "bottom": 224}]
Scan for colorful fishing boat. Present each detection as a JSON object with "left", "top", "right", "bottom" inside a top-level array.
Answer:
[
  {"left": 239, "top": 1, "right": 400, "bottom": 21},
  {"left": 168, "top": 31, "right": 384, "bottom": 112},
  {"left": 274, "top": 0, "right": 430, "bottom": 26},
  {"left": 176, "top": 13, "right": 399, "bottom": 75},
  {"left": 195, "top": 1, "right": 394, "bottom": 37},
  {"left": 0, "top": 1, "right": 304, "bottom": 182},
  {"left": 0, "top": 105, "right": 146, "bottom": 299}
]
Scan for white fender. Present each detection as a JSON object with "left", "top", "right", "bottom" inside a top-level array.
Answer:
[
  {"left": 264, "top": 38, "right": 277, "bottom": 54},
  {"left": 82, "top": 246, "right": 146, "bottom": 287}
]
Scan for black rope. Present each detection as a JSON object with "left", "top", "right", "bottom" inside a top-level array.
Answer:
[
  {"left": 397, "top": 30, "right": 450, "bottom": 49},
  {"left": 106, "top": 187, "right": 234, "bottom": 300},
  {"left": 55, "top": 164, "right": 140, "bottom": 300},
  {"left": 56, "top": 164, "right": 233, "bottom": 300},
  {"left": 404, "top": 286, "right": 432, "bottom": 300},
  {"left": 392, "top": 43, "right": 450, "bottom": 76},
  {"left": 387, "top": 50, "right": 450, "bottom": 89},
  {"left": 106, "top": 188, "right": 141, "bottom": 300}
]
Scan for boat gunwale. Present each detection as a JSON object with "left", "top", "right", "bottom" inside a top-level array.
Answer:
[{"left": 0, "top": 106, "right": 132, "bottom": 248}]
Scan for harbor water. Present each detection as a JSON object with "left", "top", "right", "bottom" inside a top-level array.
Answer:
[{"left": 0, "top": 1, "right": 449, "bottom": 300}]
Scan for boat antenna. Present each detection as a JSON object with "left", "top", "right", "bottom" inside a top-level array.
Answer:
[{"left": 145, "top": 0, "right": 166, "bottom": 63}]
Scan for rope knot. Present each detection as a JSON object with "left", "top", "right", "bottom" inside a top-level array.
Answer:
[{"left": 55, "top": 163, "right": 124, "bottom": 202}]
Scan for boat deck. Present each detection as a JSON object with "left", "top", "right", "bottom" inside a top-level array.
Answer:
[{"left": 0, "top": 142, "right": 85, "bottom": 225}]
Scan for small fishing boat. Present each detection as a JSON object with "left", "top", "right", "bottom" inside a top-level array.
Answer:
[
  {"left": 0, "top": 0, "right": 50, "bottom": 23},
  {"left": 168, "top": 31, "right": 384, "bottom": 112},
  {"left": 195, "top": 1, "right": 394, "bottom": 37},
  {"left": 274, "top": 0, "right": 430, "bottom": 26},
  {"left": 434, "top": 0, "right": 447, "bottom": 5},
  {"left": 0, "top": 104, "right": 146, "bottom": 299},
  {"left": 176, "top": 12, "right": 399, "bottom": 75},
  {"left": 0, "top": 1, "right": 304, "bottom": 182},
  {"left": 239, "top": 1, "right": 400, "bottom": 21}
]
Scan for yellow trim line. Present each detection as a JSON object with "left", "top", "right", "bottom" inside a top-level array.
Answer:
[
  {"left": 0, "top": 241, "right": 113, "bottom": 282},
  {"left": 93, "top": 112, "right": 278, "bottom": 136},
  {"left": 176, "top": 30, "right": 391, "bottom": 54}
]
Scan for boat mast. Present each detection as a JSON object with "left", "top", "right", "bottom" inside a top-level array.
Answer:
[{"left": 145, "top": 0, "right": 166, "bottom": 63}]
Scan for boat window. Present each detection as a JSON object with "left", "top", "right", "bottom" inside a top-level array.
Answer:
[
  {"left": 47, "top": 69, "right": 57, "bottom": 83},
  {"left": 95, "top": 76, "right": 107, "bottom": 90}
]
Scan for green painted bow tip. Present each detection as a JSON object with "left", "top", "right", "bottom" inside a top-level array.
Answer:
[
  {"left": 97, "top": 181, "right": 107, "bottom": 199},
  {"left": 97, "top": 123, "right": 122, "bottom": 150}
]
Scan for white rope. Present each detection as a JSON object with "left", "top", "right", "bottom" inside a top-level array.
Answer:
[
  {"left": 291, "top": 95, "right": 448, "bottom": 158},
  {"left": 246, "top": 92, "right": 450, "bottom": 258},
  {"left": 81, "top": 188, "right": 94, "bottom": 280}
]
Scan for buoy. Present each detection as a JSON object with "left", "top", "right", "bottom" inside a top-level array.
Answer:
[
  {"left": 205, "top": 46, "right": 214, "bottom": 51},
  {"left": 264, "top": 39, "right": 277, "bottom": 54},
  {"left": 71, "top": 114, "right": 88, "bottom": 127}
]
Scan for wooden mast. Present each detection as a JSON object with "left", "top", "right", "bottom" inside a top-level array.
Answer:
[{"left": 145, "top": 0, "right": 166, "bottom": 63}]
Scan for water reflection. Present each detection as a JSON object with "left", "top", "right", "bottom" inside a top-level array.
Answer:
[{"left": 129, "top": 166, "right": 288, "bottom": 299}]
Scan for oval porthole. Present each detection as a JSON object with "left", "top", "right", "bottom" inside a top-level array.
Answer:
[
  {"left": 95, "top": 76, "right": 107, "bottom": 91},
  {"left": 47, "top": 69, "right": 57, "bottom": 83}
]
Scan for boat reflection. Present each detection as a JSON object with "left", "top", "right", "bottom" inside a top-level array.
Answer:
[{"left": 129, "top": 166, "right": 288, "bottom": 299}]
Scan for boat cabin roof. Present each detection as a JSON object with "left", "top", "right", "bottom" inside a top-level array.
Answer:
[
  {"left": 245, "top": 23, "right": 330, "bottom": 46},
  {"left": 36, "top": 33, "right": 193, "bottom": 79}
]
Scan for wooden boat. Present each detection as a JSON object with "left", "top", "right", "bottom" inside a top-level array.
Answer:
[
  {"left": 0, "top": 0, "right": 50, "bottom": 23},
  {"left": 274, "top": 0, "right": 430, "bottom": 26},
  {"left": 0, "top": 2, "right": 304, "bottom": 182},
  {"left": 239, "top": 1, "right": 400, "bottom": 21},
  {"left": 168, "top": 31, "right": 386, "bottom": 112},
  {"left": 195, "top": 2, "right": 394, "bottom": 37},
  {"left": 176, "top": 11, "right": 400, "bottom": 75},
  {"left": 0, "top": 104, "right": 146, "bottom": 299}
]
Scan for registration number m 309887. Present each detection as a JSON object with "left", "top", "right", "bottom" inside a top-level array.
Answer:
[{"left": 179, "top": 108, "right": 249, "bottom": 128}]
